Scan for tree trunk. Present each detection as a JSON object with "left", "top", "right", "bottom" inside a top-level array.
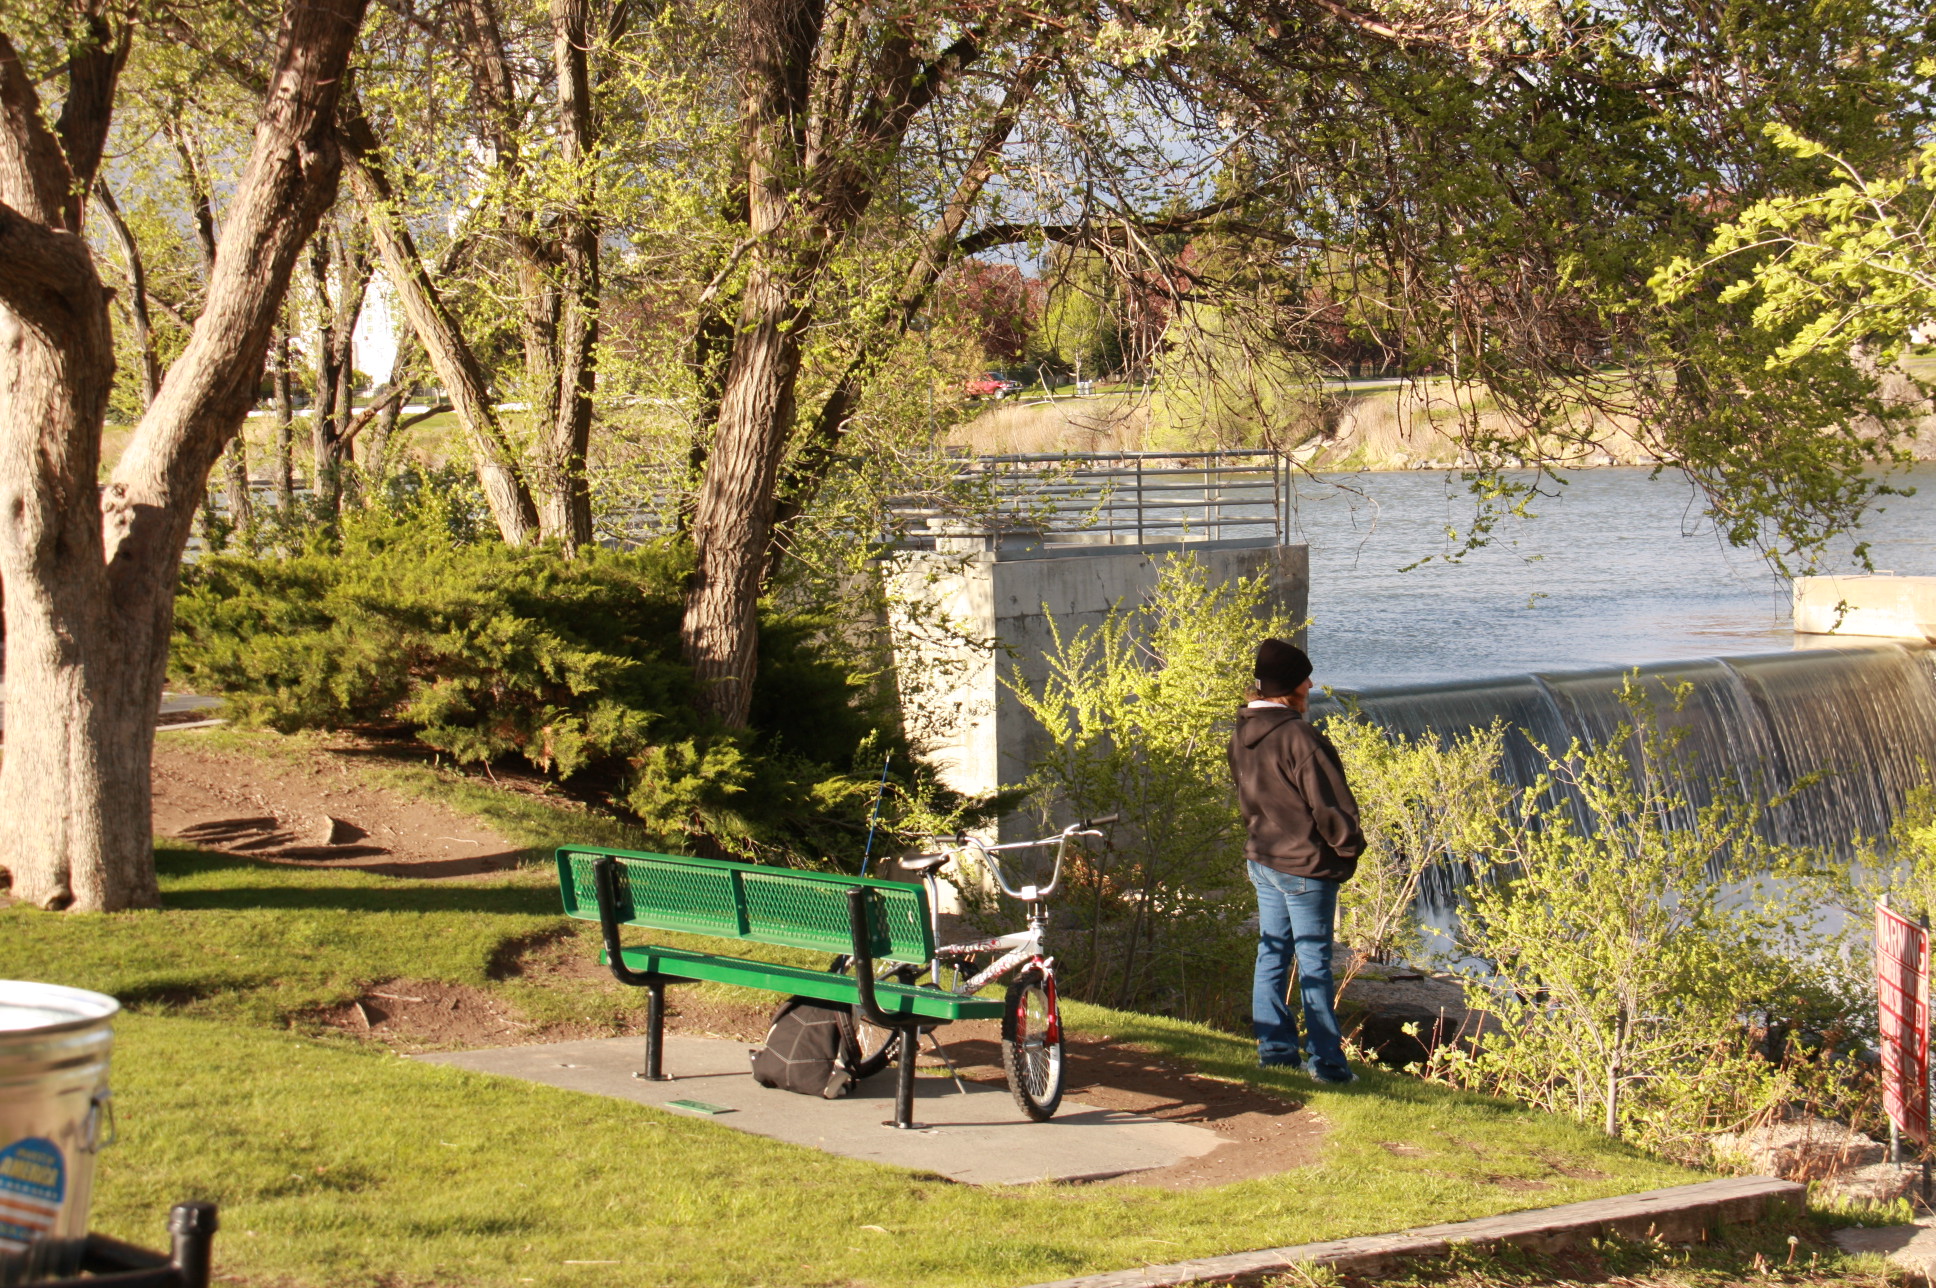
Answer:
[
  {"left": 684, "top": 254, "right": 811, "bottom": 724},
  {"left": 329, "top": 338, "right": 355, "bottom": 507},
  {"left": 341, "top": 103, "right": 539, "bottom": 544},
  {"left": 533, "top": 0, "right": 597, "bottom": 551},
  {"left": 308, "top": 233, "right": 342, "bottom": 509},
  {"left": 359, "top": 393, "right": 404, "bottom": 487},
  {"left": 355, "top": 332, "right": 421, "bottom": 490},
  {"left": 680, "top": 0, "right": 825, "bottom": 725},
  {"left": 679, "top": 4, "right": 984, "bottom": 725},
  {"left": 223, "top": 437, "right": 254, "bottom": 536},
  {"left": 0, "top": 37, "right": 139, "bottom": 907},
  {"left": 273, "top": 328, "right": 295, "bottom": 511},
  {"left": 309, "top": 228, "right": 368, "bottom": 517},
  {"left": 1604, "top": 1011, "right": 1627, "bottom": 1137},
  {"left": 0, "top": 0, "right": 367, "bottom": 911}
]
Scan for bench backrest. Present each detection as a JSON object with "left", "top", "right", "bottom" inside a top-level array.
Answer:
[{"left": 555, "top": 845, "right": 935, "bottom": 965}]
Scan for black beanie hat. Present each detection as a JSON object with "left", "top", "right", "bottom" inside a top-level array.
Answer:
[{"left": 1254, "top": 639, "right": 1313, "bottom": 696}]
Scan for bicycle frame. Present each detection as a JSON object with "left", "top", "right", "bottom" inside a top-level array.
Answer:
[
  {"left": 905, "top": 818, "right": 1112, "bottom": 995},
  {"left": 938, "top": 927, "right": 1043, "bottom": 996}
]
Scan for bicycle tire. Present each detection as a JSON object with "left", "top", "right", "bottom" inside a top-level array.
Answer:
[
  {"left": 827, "top": 955, "right": 906, "bottom": 1079},
  {"left": 1001, "top": 968, "right": 1064, "bottom": 1121}
]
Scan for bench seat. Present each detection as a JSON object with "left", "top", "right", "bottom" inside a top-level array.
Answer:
[{"left": 602, "top": 944, "right": 1003, "bottom": 1021}]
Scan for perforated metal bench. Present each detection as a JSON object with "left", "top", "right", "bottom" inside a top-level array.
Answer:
[{"left": 556, "top": 845, "right": 1001, "bottom": 1128}]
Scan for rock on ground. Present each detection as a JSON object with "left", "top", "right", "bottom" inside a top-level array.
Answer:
[
  {"left": 1823, "top": 1162, "right": 1925, "bottom": 1205},
  {"left": 1835, "top": 1218, "right": 1936, "bottom": 1274},
  {"left": 1711, "top": 1117, "right": 1887, "bottom": 1182}
]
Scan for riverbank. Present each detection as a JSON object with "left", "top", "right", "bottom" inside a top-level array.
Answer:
[
  {"left": 104, "top": 359, "right": 1935, "bottom": 483},
  {"left": 949, "top": 361, "right": 1936, "bottom": 469}
]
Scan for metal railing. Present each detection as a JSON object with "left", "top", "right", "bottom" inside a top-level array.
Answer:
[
  {"left": 891, "top": 449, "right": 1290, "bottom": 549},
  {"left": 198, "top": 450, "right": 1294, "bottom": 554}
]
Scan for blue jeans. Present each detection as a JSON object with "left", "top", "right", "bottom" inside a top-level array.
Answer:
[{"left": 1248, "top": 862, "right": 1347, "bottom": 1075}]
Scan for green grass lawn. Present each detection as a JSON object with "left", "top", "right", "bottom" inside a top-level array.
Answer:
[{"left": 5, "top": 836, "right": 1706, "bottom": 1288}]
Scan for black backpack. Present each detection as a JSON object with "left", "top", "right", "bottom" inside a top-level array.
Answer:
[{"left": 749, "top": 997, "right": 862, "bottom": 1099}]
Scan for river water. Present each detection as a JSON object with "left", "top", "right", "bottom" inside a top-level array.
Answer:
[{"left": 1291, "top": 465, "right": 1936, "bottom": 690}]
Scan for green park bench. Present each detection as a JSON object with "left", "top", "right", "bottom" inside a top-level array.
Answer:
[{"left": 556, "top": 844, "right": 1003, "bottom": 1129}]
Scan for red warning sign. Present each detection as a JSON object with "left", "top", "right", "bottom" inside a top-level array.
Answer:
[{"left": 1877, "top": 902, "right": 1930, "bottom": 1145}]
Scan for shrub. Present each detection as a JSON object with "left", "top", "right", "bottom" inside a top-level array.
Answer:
[
  {"left": 1322, "top": 714, "right": 1511, "bottom": 972},
  {"left": 172, "top": 507, "right": 921, "bottom": 863},
  {"left": 1429, "top": 677, "right": 1839, "bottom": 1160},
  {"left": 1009, "top": 554, "right": 1294, "bottom": 1024}
]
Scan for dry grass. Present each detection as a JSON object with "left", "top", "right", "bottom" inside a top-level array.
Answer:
[
  {"left": 945, "top": 381, "right": 1660, "bottom": 468},
  {"left": 947, "top": 392, "right": 1150, "bottom": 453},
  {"left": 1306, "top": 386, "right": 1656, "bottom": 471},
  {"left": 104, "top": 359, "right": 1936, "bottom": 485}
]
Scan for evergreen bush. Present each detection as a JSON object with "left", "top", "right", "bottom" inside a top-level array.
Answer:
[{"left": 173, "top": 506, "right": 912, "bottom": 862}]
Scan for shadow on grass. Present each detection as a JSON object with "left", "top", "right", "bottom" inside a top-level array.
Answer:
[
  {"left": 1076, "top": 1003, "right": 1671, "bottom": 1148},
  {"left": 155, "top": 847, "right": 562, "bottom": 917}
]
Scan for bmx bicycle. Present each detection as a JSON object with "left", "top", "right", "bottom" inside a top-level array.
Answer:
[{"left": 833, "top": 816, "right": 1116, "bottom": 1121}]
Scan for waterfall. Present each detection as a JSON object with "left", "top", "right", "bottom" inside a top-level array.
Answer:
[{"left": 1311, "top": 643, "right": 1936, "bottom": 905}]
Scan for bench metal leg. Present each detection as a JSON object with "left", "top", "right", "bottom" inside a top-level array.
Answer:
[
  {"left": 885, "top": 1026, "right": 920, "bottom": 1129},
  {"left": 169, "top": 1200, "right": 218, "bottom": 1288},
  {"left": 845, "top": 887, "right": 927, "bottom": 1130},
  {"left": 636, "top": 981, "right": 670, "bottom": 1082}
]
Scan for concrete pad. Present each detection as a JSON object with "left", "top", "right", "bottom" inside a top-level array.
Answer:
[
  {"left": 415, "top": 1035, "right": 1224, "bottom": 1186},
  {"left": 1835, "top": 1219, "right": 1936, "bottom": 1274},
  {"left": 1021, "top": 1176, "right": 1806, "bottom": 1288}
]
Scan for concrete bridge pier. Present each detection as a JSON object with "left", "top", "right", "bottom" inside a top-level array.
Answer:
[{"left": 883, "top": 530, "right": 1308, "bottom": 845}]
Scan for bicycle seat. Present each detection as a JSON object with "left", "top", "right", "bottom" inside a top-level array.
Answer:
[{"left": 900, "top": 853, "right": 950, "bottom": 874}]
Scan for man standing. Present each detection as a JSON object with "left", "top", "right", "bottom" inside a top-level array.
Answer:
[{"left": 1228, "top": 638, "right": 1363, "bottom": 1083}]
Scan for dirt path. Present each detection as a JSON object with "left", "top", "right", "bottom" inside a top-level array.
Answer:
[{"left": 151, "top": 735, "right": 526, "bottom": 876}]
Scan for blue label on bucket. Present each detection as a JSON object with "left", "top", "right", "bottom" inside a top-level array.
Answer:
[{"left": 0, "top": 1137, "right": 65, "bottom": 1251}]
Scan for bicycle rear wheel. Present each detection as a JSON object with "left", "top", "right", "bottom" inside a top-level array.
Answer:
[
  {"left": 828, "top": 955, "right": 906, "bottom": 1079},
  {"left": 1001, "top": 968, "right": 1064, "bottom": 1121}
]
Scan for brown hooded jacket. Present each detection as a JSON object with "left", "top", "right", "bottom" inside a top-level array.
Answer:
[{"left": 1227, "top": 705, "right": 1364, "bottom": 881}]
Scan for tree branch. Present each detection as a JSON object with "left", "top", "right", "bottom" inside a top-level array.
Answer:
[
  {"left": 92, "top": 178, "right": 160, "bottom": 405},
  {"left": 0, "top": 32, "right": 82, "bottom": 229},
  {"left": 54, "top": 8, "right": 128, "bottom": 194},
  {"left": 342, "top": 382, "right": 404, "bottom": 444},
  {"left": 339, "top": 94, "right": 541, "bottom": 541},
  {"left": 957, "top": 190, "right": 1257, "bottom": 256},
  {"left": 0, "top": 199, "right": 101, "bottom": 331},
  {"left": 766, "top": 50, "right": 1046, "bottom": 567},
  {"left": 107, "top": 0, "right": 372, "bottom": 595}
]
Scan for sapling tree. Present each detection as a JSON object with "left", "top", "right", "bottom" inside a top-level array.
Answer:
[
  {"left": 1322, "top": 715, "right": 1510, "bottom": 974},
  {"left": 1010, "top": 555, "right": 1294, "bottom": 1021}
]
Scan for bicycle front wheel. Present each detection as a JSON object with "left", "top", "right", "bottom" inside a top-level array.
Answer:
[{"left": 1001, "top": 968, "right": 1064, "bottom": 1121}]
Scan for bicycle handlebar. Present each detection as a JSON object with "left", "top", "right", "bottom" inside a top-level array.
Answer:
[{"left": 909, "top": 814, "right": 1121, "bottom": 902}]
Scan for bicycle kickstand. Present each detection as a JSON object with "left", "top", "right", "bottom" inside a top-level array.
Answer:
[{"left": 922, "top": 1030, "right": 969, "bottom": 1095}]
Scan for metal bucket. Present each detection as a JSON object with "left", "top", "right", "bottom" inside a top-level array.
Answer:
[{"left": 0, "top": 982, "right": 118, "bottom": 1280}]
